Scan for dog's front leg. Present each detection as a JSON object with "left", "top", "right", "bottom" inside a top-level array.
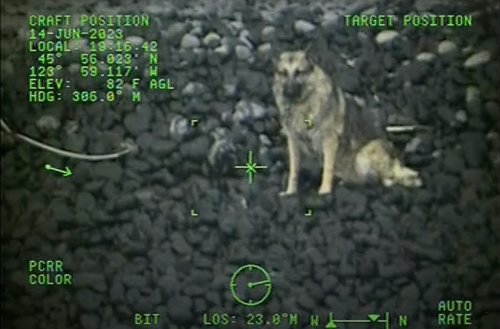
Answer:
[
  {"left": 280, "top": 133, "right": 300, "bottom": 196},
  {"left": 318, "top": 136, "right": 337, "bottom": 195}
]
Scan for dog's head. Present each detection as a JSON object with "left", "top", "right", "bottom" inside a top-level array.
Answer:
[{"left": 274, "top": 50, "right": 315, "bottom": 102}]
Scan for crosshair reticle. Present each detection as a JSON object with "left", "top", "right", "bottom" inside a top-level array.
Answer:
[{"left": 234, "top": 151, "right": 267, "bottom": 184}]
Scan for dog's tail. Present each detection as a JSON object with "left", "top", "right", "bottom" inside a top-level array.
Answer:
[{"left": 385, "top": 125, "right": 431, "bottom": 133}]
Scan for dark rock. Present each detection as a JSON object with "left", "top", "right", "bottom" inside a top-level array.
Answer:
[
  {"left": 442, "top": 149, "right": 465, "bottom": 174},
  {"left": 124, "top": 112, "right": 151, "bottom": 137},
  {"left": 167, "top": 295, "right": 192, "bottom": 323},
  {"left": 335, "top": 187, "right": 368, "bottom": 219},
  {"left": 76, "top": 192, "right": 96, "bottom": 211},
  {"left": 180, "top": 34, "right": 200, "bottom": 48},
  {"left": 336, "top": 67, "right": 361, "bottom": 93},
  {"left": 122, "top": 274, "right": 148, "bottom": 289},
  {"left": 460, "top": 132, "right": 487, "bottom": 167},
  {"left": 80, "top": 314, "right": 100, "bottom": 329},
  {"left": 171, "top": 232, "right": 193, "bottom": 255},
  {"left": 179, "top": 135, "right": 210, "bottom": 160},
  {"left": 379, "top": 259, "right": 414, "bottom": 278},
  {"left": 75, "top": 289, "right": 102, "bottom": 311},
  {"left": 73, "top": 273, "right": 107, "bottom": 293},
  {"left": 296, "top": 292, "right": 316, "bottom": 311}
]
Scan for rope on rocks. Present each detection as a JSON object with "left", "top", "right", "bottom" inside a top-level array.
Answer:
[
  {"left": 385, "top": 125, "right": 432, "bottom": 133},
  {"left": 0, "top": 118, "right": 136, "bottom": 161}
]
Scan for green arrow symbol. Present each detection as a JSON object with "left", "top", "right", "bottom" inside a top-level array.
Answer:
[
  {"left": 325, "top": 312, "right": 337, "bottom": 328},
  {"left": 368, "top": 314, "right": 380, "bottom": 322},
  {"left": 45, "top": 164, "right": 72, "bottom": 177}
]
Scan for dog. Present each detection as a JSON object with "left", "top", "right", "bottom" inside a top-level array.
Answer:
[{"left": 272, "top": 50, "right": 422, "bottom": 196}]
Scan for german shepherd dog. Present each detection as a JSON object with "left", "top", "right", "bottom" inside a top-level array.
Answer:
[{"left": 273, "top": 50, "right": 422, "bottom": 196}]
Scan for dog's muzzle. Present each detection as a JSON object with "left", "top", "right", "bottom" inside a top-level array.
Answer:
[{"left": 283, "top": 80, "right": 302, "bottom": 101}]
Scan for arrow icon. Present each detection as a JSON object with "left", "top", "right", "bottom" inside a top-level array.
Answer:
[
  {"left": 368, "top": 314, "right": 380, "bottom": 322},
  {"left": 325, "top": 313, "right": 337, "bottom": 328},
  {"left": 45, "top": 164, "right": 72, "bottom": 177}
]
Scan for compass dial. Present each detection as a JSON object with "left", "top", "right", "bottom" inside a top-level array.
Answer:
[{"left": 229, "top": 264, "right": 272, "bottom": 307}]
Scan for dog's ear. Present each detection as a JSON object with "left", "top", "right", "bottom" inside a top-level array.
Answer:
[
  {"left": 271, "top": 55, "right": 279, "bottom": 67},
  {"left": 270, "top": 45, "right": 280, "bottom": 66},
  {"left": 304, "top": 40, "right": 322, "bottom": 67},
  {"left": 304, "top": 42, "right": 313, "bottom": 54}
]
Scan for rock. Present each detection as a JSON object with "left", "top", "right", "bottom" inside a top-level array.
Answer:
[
  {"left": 416, "top": 52, "right": 436, "bottom": 62},
  {"left": 461, "top": 132, "right": 487, "bottom": 167},
  {"left": 238, "top": 32, "right": 254, "bottom": 49},
  {"left": 322, "top": 10, "right": 341, "bottom": 28},
  {"left": 167, "top": 295, "right": 192, "bottom": 323},
  {"left": 379, "top": 259, "right": 413, "bottom": 278},
  {"left": 399, "top": 283, "right": 420, "bottom": 316},
  {"left": 442, "top": 149, "right": 465, "bottom": 174},
  {"left": 36, "top": 115, "right": 60, "bottom": 132},
  {"left": 171, "top": 232, "right": 193, "bottom": 255},
  {"left": 404, "top": 136, "right": 422, "bottom": 153},
  {"left": 80, "top": 314, "right": 99, "bottom": 329},
  {"left": 122, "top": 274, "right": 147, "bottom": 289},
  {"left": 437, "top": 40, "right": 458, "bottom": 55},
  {"left": 403, "top": 61, "right": 430, "bottom": 83},
  {"left": 238, "top": 69, "right": 269, "bottom": 97},
  {"left": 465, "top": 86, "right": 481, "bottom": 115},
  {"left": 402, "top": 241, "right": 444, "bottom": 261},
  {"left": 484, "top": 101, "right": 500, "bottom": 121},
  {"left": 179, "top": 135, "right": 210, "bottom": 160},
  {"left": 73, "top": 273, "right": 107, "bottom": 292},
  {"left": 76, "top": 192, "right": 96, "bottom": 211},
  {"left": 151, "top": 140, "right": 177, "bottom": 157},
  {"left": 235, "top": 44, "right": 252, "bottom": 61},
  {"left": 335, "top": 187, "right": 367, "bottom": 219},
  {"left": 233, "top": 100, "right": 268, "bottom": 122},
  {"left": 181, "top": 82, "right": 206, "bottom": 97},
  {"left": 257, "top": 43, "right": 272, "bottom": 57},
  {"left": 414, "top": 0, "right": 442, "bottom": 11},
  {"left": 208, "top": 129, "right": 237, "bottom": 174},
  {"left": 335, "top": 67, "right": 361, "bottom": 93},
  {"left": 126, "top": 35, "right": 144, "bottom": 46},
  {"left": 169, "top": 115, "right": 191, "bottom": 142},
  {"left": 124, "top": 111, "right": 151, "bottom": 137},
  {"left": 223, "top": 81, "right": 237, "bottom": 97},
  {"left": 261, "top": 26, "right": 276, "bottom": 42},
  {"left": 163, "top": 22, "right": 189, "bottom": 43},
  {"left": 93, "top": 162, "right": 123, "bottom": 182},
  {"left": 294, "top": 19, "right": 316, "bottom": 34},
  {"left": 75, "top": 289, "right": 101, "bottom": 311},
  {"left": 401, "top": 283, "right": 420, "bottom": 300},
  {"left": 437, "top": 105, "right": 455, "bottom": 124},
  {"left": 214, "top": 44, "right": 230, "bottom": 58},
  {"left": 1, "top": 59, "right": 14, "bottom": 78},
  {"left": 375, "top": 30, "right": 399, "bottom": 44},
  {"left": 464, "top": 51, "right": 491, "bottom": 68},
  {"left": 297, "top": 293, "right": 316, "bottom": 310},
  {"left": 202, "top": 32, "right": 221, "bottom": 48},
  {"left": 455, "top": 110, "right": 468, "bottom": 123},
  {"left": 180, "top": 34, "right": 200, "bottom": 48},
  {"left": 65, "top": 134, "right": 86, "bottom": 152}
]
